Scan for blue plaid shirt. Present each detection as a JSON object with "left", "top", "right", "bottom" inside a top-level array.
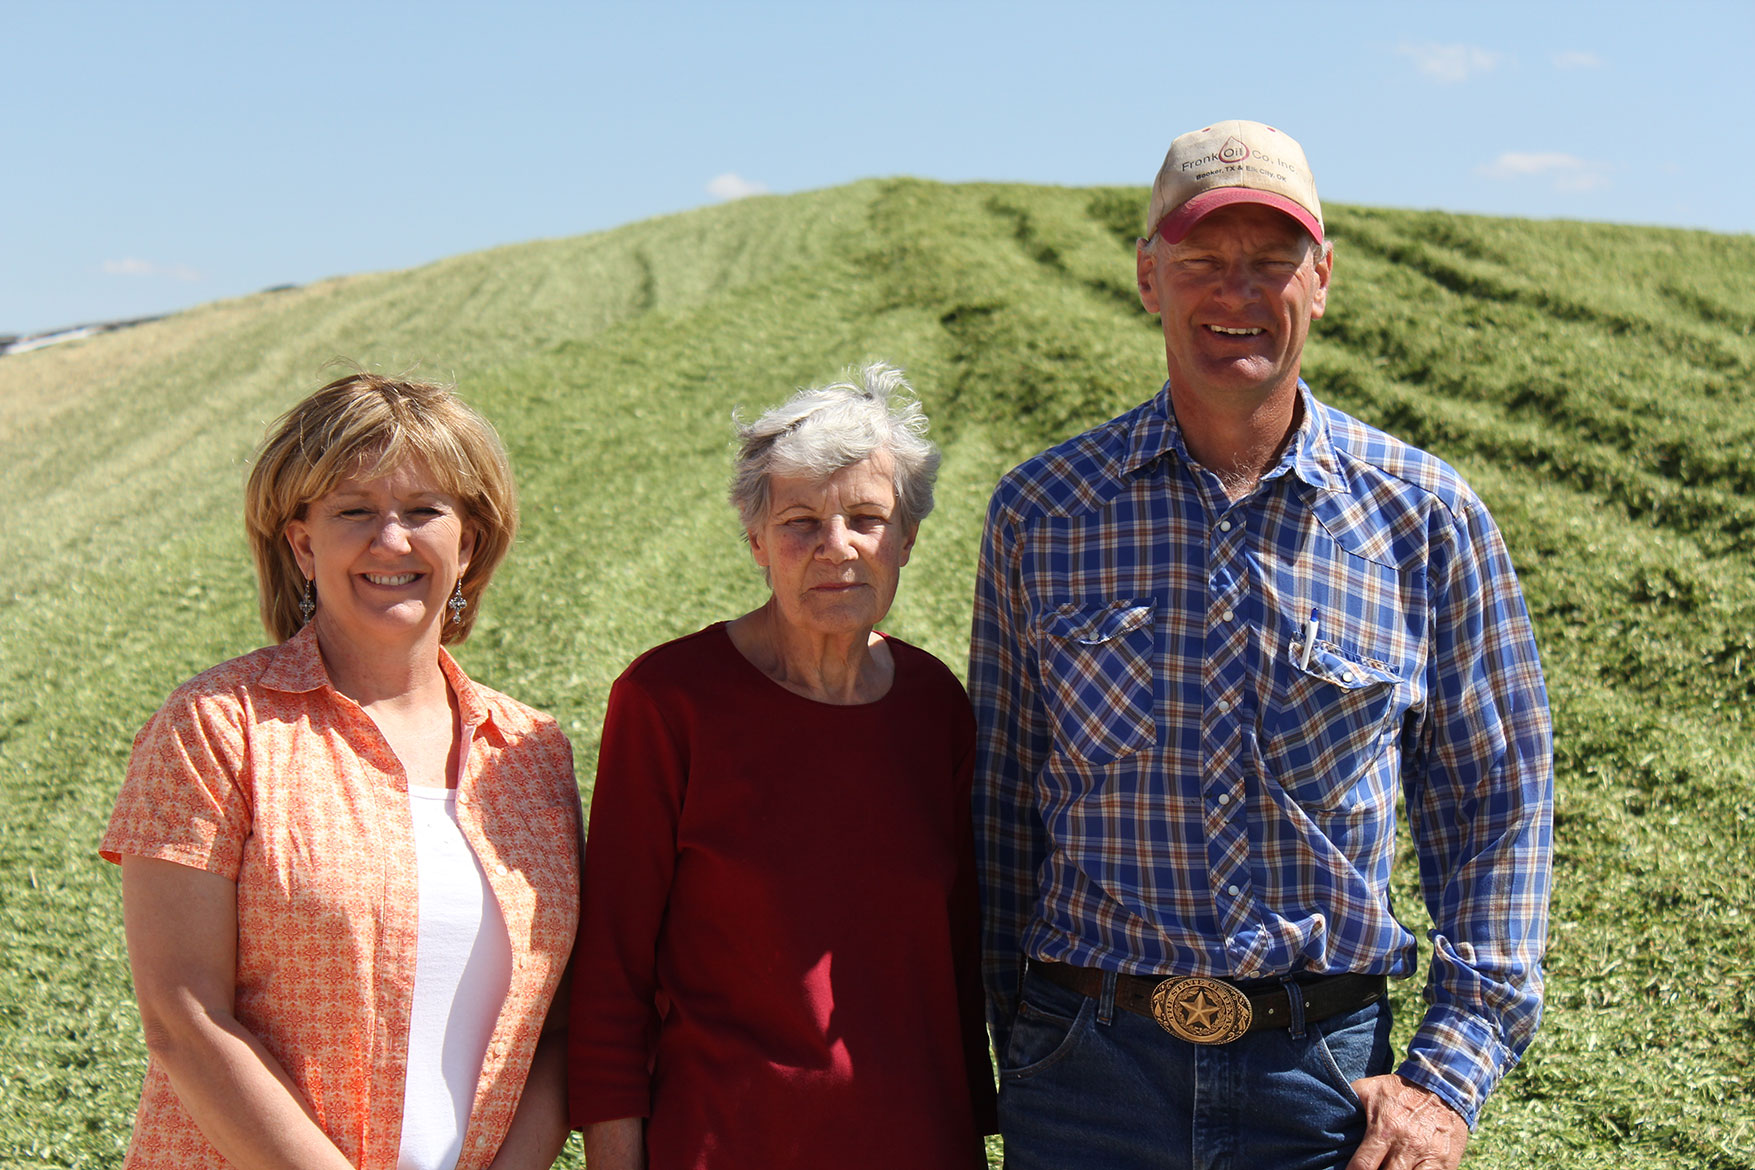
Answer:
[{"left": 969, "top": 380, "right": 1553, "bottom": 1126}]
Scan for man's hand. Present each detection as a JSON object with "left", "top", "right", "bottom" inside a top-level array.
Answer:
[{"left": 1345, "top": 1074, "right": 1469, "bottom": 1170}]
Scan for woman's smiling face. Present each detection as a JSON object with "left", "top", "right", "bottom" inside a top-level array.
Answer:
[{"left": 284, "top": 457, "right": 475, "bottom": 652}]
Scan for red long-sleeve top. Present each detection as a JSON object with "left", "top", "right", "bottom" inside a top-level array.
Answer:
[{"left": 568, "top": 624, "right": 996, "bottom": 1168}]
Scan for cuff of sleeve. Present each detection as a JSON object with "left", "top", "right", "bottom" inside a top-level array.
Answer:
[
  {"left": 983, "top": 955, "right": 1025, "bottom": 1062},
  {"left": 565, "top": 1049, "right": 653, "bottom": 1129},
  {"left": 986, "top": 997, "right": 1016, "bottom": 1068},
  {"left": 567, "top": 1084, "right": 651, "bottom": 1130},
  {"left": 1395, "top": 1004, "right": 1516, "bottom": 1129}
]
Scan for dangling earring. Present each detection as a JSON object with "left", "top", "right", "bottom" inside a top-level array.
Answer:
[
  {"left": 298, "top": 579, "right": 316, "bottom": 625},
  {"left": 448, "top": 579, "right": 468, "bottom": 625}
]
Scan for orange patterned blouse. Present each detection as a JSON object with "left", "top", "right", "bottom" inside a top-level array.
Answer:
[{"left": 101, "top": 624, "right": 581, "bottom": 1170}]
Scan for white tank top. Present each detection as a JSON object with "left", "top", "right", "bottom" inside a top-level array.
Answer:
[{"left": 396, "top": 786, "right": 514, "bottom": 1170}]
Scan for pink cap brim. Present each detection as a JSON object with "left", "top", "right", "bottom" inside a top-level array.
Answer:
[{"left": 1153, "top": 187, "right": 1323, "bottom": 246}]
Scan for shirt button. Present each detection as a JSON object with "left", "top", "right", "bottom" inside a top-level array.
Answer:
[
  {"left": 1215, "top": 699, "right": 1231, "bottom": 713},
  {"left": 1340, "top": 672, "right": 1355, "bottom": 684},
  {"left": 1228, "top": 884, "right": 1241, "bottom": 896},
  {"left": 1221, "top": 609, "right": 1235, "bottom": 622},
  {"left": 1218, "top": 520, "right": 1233, "bottom": 533},
  {"left": 1216, "top": 792, "right": 1231, "bottom": 805}
]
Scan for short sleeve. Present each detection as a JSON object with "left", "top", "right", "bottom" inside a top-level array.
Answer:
[{"left": 100, "top": 685, "right": 254, "bottom": 877}]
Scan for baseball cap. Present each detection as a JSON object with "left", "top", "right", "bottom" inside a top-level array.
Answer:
[{"left": 1146, "top": 120, "right": 1323, "bottom": 246}]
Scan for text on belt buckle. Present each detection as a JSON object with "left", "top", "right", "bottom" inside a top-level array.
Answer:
[{"left": 1150, "top": 976, "right": 1252, "bottom": 1044}]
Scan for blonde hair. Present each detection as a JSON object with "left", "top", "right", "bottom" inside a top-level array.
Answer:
[{"left": 245, "top": 372, "right": 518, "bottom": 643}]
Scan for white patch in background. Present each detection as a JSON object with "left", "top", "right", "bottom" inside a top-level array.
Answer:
[
  {"left": 1478, "top": 152, "right": 1610, "bottom": 194},
  {"left": 3, "top": 326, "right": 103, "bottom": 355},
  {"left": 1397, "top": 41, "right": 1502, "bottom": 83},
  {"left": 1552, "top": 49, "right": 1605, "bottom": 70},
  {"left": 706, "top": 173, "right": 769, "bottom": 201}
]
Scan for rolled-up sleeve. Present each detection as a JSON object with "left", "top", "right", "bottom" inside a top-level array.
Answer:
[{"left": 567, "top": 672, "right": 686, "bottom": 1126}]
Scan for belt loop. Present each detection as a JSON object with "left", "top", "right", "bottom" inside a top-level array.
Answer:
[
  {"left": 1281, "top": 974, "right": 1307, "bottom": 1039},
  {"left": 1097, "top": 970, "right": 1118, "bottom": 1026}
]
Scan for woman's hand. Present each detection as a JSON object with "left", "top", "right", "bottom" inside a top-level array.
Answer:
[
  {"left": 121, "top": 856, "right": 355, "bottom": 1170},
  {"left": 582, "top": 1117, "right": 645, "bottom": 1170}
]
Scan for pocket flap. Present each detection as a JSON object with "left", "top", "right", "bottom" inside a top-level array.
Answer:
[
  {"left": 1042, "top": 599, "right": 1156, "bottom": 646},
  {"left": 1293, "top": 640, "right": 1402, "bottom": 691}
]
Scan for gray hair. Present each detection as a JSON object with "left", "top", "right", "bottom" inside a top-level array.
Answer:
[{"left": 730, "top": 361, "right": 941, "bottom": 534}]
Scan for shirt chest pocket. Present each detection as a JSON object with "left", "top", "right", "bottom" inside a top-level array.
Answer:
[
  {"left": 1036, "top": 600, "right": 1157, "bottom": 765},
  {"left": 1263, "top": 639, "right": 1405, "bottom": 813}
]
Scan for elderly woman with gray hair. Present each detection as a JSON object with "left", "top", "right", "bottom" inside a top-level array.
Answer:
[{"left": 567, "top": 363, "right": 996, "bottom": 1169}]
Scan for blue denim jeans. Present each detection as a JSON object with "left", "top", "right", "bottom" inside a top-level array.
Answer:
[{"left": 998, "top": 965, "right": 1393, "bottom": 1170}]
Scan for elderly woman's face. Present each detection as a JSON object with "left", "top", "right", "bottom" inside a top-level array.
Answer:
[
  {"left": 749, "top": 453, "right": 916, "bottom": 641},
  {"left": 284, "top": 458, "right": 475, "bottom": 651}
]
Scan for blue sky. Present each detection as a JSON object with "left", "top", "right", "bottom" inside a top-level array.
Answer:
[{"left": 5, "top": 0, "right": 1751, "bottom": 337}]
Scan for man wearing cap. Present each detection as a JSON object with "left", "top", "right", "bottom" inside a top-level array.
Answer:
[{"left": 969, "top": 120, "right": 1553, "bottom": 1169}]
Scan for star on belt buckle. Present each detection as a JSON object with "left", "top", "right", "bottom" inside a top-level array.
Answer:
[{"left": 1150, "top": 976, "right": 1252, "bottom": 1044}]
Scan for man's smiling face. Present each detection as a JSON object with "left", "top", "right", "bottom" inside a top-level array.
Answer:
[{"left": 1136, "top": 201, "right": 1331, "bottom": 414}]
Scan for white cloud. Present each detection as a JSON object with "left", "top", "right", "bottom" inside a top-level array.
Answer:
[
  {"left": 1478, "top": 152, "right": 1610, "bottom": 193},
  {"left": 705, "top": 172, "right": 768, "bottom": 201},
  {"left": 102, "top": 257, "right": 202, "bottom": 281},
  {"left": 1552, "top": 49, "right": 1605, "bottom": 70},
  {"left": 1398, "top": 41, "right": 1501, "bottom": 83}
]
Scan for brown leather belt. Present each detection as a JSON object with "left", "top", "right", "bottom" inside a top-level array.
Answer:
[{"left": 1035, "top": 961, "right": 1386, "bottom": 1046}]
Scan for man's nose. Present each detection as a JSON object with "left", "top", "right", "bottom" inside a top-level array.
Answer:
[{"left": 1214, "top": 260, "right": 1260, "bottom": 303}]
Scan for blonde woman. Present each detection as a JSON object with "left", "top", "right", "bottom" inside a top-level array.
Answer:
[{"left": 103, "top": 373, "right": 580, "bottom": 1170}]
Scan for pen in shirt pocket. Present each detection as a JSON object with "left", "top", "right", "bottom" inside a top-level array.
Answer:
[{"left": 1299, "top": 608, "right": 1319, "bottom": 670}]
